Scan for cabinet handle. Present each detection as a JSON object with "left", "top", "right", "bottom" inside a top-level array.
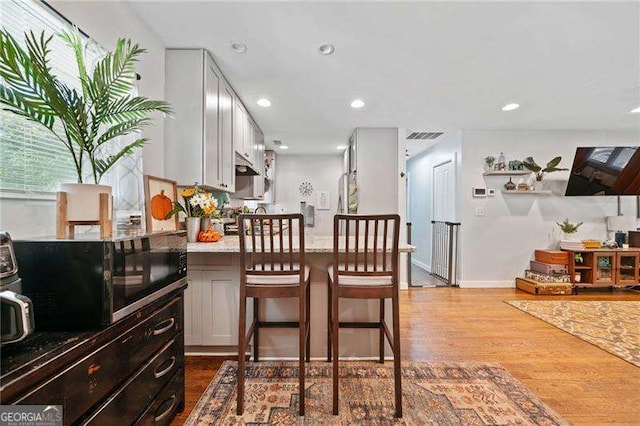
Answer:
[
  {"left": 154, "top": 356, "right": 177, "bottom": 379},
  {"left": 153, "top": 318, "right": 175, "bottom": 336},
  {"left": 154, "top": 395, "right": 177, "bottom": 423}
]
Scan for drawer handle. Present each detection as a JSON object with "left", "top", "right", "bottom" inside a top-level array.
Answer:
[
  {"left": 154, "top": 356, "right": 177, "bottom": 379},
  {"left": 153, "top": 318, "right": 175, "bottom": 336},
  {"left": 154, "top": 395, "right": 176, "bottom": 423}
]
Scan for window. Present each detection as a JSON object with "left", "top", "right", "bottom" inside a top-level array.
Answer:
[
  {"left": 588, "top": 146, "right": 638, "bottom": 170},
  {"left": 0, "top": 0, "right": 103, "bottom": 192}
]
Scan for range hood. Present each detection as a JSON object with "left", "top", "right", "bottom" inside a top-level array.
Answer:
[{"left": 235, "top": 153, "right": 259, "bottom": 176}]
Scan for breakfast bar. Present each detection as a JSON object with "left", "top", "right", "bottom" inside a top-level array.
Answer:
[{"left": 186, "top": 236, "right": 415, "bottom": 359}]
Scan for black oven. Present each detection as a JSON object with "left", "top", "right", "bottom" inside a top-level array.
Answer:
[{"left": 13, "top": 231, "right": 187, "bottom": 331}]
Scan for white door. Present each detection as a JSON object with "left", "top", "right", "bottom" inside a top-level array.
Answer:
[{"left": 433, "top": 160, "right": 455, "bottom": 221}]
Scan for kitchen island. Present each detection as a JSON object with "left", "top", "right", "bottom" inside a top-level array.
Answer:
[{"left": 186, "top": 235, "right": 415, "bottom": 359}]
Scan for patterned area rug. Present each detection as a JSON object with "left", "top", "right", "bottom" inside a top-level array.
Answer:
[
  {"left": 507, "top": 300, "right": 640, "bottom": 368},
  {"left": 185, "top": 361, "right": 567, "bottom": 425}
]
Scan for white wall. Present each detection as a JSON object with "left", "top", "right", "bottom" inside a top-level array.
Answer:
[
  {"left": 269, "top": 155, "right": 343, "bottom": 235},
  {"left": 407, "top": 132, "right": 462, "bottom": 270},
  {"left": 459, "top": 130, "right": 640, "bottom": 287},
  {"left": 0, "top": 1, "right": 166, "bottom": 238}
]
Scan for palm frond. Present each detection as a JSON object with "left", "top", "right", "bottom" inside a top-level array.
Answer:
[
  {"left": 59, "top": 29, "right": 93, "bottom": 101},
  {"left": 93, "top": 137, "right": 148, "bottom": 177},
  {"left": 95, "top": 118, "right": 150, "bottom": 147},
  {"left": 92, "top": 38, "right": 144, "bottom": 101},
  {"left": 99, "top": 96, "right": 171, "bottom": 124}
]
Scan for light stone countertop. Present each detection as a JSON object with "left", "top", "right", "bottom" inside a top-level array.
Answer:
[{"left": 188, "top": 235, "right": 416, "bottom": 253}]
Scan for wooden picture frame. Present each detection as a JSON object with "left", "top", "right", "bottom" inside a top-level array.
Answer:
[{"left": 144, "top": 175, "right": 179, "bottom": 233}]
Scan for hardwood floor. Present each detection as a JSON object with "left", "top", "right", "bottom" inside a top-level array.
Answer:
[{"left": 172, "top": 287, "right": 640, "bottom": 425}]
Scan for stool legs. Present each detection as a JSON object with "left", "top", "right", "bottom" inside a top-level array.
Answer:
[
  {"left": 331, "top": 282, "right": 339, "bottom": 415},
  {"left": 237, "top": 288, "right": 247, "bottom": 415},
  {"left": 392, "top": 290, "right": 402, "bottom": 418},
  {"left": 253, "top": 298, "right": 260, "bottom": 361},
  {"left": 327, "top": 276, "right": 332, "bottom": 362},
  {"left": 379, "top": 299, "right": 385, "bottom": 364}
]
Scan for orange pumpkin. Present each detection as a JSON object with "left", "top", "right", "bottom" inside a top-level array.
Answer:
[
  {"left": 151, "top": 190, "right": 173, "bottom": 220},
  {"left": 198, "top": 228, "right": 221, "bottom": 242}
]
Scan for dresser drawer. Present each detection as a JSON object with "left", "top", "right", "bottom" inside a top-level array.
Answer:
[
  {"left": 136, "top": 369, "right": 185, "bottom": 425},
  {"left": 14, "top": 296, "right": 183, "bottom": 424},
  {"left": 83, "top": 337, "right": 184, "bottom": 424}
]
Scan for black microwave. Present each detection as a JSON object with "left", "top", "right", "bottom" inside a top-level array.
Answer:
[{"left": 13, "top": 231, "right": 187, "bottom": 331}]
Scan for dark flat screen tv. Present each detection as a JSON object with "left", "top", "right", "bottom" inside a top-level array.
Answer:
[{"left": 565, "top": 146, "right": 640, "bottom": 196}]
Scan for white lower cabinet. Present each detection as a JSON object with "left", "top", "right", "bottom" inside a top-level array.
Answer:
[
  {"left": 201, "top": 270, "right": 238, "bottom": 346},
  {"left": 185, "top": 255, "right": 247, "bottom": 350}
]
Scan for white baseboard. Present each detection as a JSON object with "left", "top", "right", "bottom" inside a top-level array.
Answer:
[
  {"left": 457, "top": 280, "right": 515, "bottom": 288},
  {"left": 411, "top": 259, "right": 430, "bottom": 272}
]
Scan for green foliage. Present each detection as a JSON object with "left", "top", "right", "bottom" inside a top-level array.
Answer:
[
  {"left": 0, "top": 28, "right": 171, "bottom": 184},
  {"left": 522, "top": 156, "right": 568, "bottom": 181},
  {"left": 556, "top": 218, "right": 583, "bottom": 234}
]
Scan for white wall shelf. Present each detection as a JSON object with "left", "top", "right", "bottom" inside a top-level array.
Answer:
[
  {"left": 483, "top": 171, "right": 531, "bottom": 176},
  {"left": 501, "top": 190, "right": 552, "bottom": 195}
]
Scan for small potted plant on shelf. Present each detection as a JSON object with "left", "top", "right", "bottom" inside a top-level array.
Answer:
[
  {"left": 522, "top": 156, "right": 568, "bottom": 191},
  {"left": 0, "top": 28, "right": 171, "bottom": 226},
  {"left": 557, "top": 218, "right": 583, "bottom": 241},
  {"left": 483, "top": 156, "right": 496, "bottom": 173}
]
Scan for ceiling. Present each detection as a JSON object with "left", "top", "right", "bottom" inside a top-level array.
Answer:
[{"left": 129, "top": 1, "right": 640, "bottom": 154}]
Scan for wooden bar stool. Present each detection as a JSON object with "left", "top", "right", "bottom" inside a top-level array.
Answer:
[
  {"left": 327, "top": 214, "right": 402, "bottom": 417},
  {"left": 237, "top": 213, "right": 311, "bottom": 416}
]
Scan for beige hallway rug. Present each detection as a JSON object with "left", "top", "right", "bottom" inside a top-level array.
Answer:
[
  {"left": 185, "top": 361, "right": 567, "bottom": 425},
  {"left": 507, "top": 300, "right": 640, "bottom": 368}
]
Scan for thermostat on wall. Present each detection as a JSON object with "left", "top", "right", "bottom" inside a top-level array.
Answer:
[{"left": 472, "top": 187, "right": 487, "bottom": 198}]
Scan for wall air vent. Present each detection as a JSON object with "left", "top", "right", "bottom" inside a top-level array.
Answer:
[
  {"left": 273, "top": 140, "right": 282, "bottom": 146},
  {"left": 406, "top": 131, "right": 444, "bottom": 140}
]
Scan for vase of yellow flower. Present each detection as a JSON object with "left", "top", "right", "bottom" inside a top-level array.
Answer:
[{"left": 167, "top": 184, "right": 218, "bottom": 242}]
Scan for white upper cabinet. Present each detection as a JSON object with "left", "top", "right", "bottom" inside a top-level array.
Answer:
[
  {"left": 234, "top": 101, "right": 254, "bottom": 165},
  {"left": 164, "top": 49, "right": 234, "bottom": 191},
  {"left": 219, "top": 79, "right": 235, "bottom": 192},
  {"left": 165, "top": 48, "right": 264, "bottom": 194}
]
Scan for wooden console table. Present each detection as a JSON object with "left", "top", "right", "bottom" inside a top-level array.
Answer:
[{"left": 564, "top": 248, "right": 640, "bottom": 289}]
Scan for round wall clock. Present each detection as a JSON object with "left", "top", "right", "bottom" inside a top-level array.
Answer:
[{"left": 299, "top": 181, "right": 313, "bottom": 197}]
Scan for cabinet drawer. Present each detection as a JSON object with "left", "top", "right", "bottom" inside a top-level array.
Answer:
[
  {"left": 84, "top": 337, "right": 184, "bottom": 424},
  {"left": 14, "top": 297, "right": 183, "bottom": 424},
  {"left": 136, "top": 369, "right": 185, "bottom": 425}
]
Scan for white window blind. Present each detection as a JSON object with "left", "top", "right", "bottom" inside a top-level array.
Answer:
[{"left": 0, "top": 0, "right": 104, "bottom": 192}]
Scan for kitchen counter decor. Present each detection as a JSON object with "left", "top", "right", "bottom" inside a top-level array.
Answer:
[
  {"left": 0, "top": 28, "right": 171, "bottom": 237},
  {"left": 167, "top": 184, "right": 218, "bottom": 242}
]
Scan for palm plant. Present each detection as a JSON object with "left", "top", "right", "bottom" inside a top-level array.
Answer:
[
  {"left": 522, "top": 156, "right": 568, "bottom": 182},
  {"left": 0, "top": 28, "right": 171, "bottom": 184}
]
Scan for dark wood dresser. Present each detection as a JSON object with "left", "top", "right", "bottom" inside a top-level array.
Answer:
[{"left": 0, "top": 285, "right": 186, "bottom": 425}]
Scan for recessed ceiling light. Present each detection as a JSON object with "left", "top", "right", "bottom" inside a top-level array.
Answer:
[
  {"left": 350, "top": 99, "right": 365, "bottom": 109},
  {"left": 502, "top": 103, "right": 520, "bottom": 111},
  {"left": 230, "top": 41, "right": 247, "bottom": 54},
  {"left": 630, "top": 106, "right": 640, "bottom": 113},
  {"left": 257, "top": 98, "right": 271, "bottom": 107},
  {"left": 336, "top": 145, "right": 346, "bottom": 150},
  {"left": 318, "top": 43, "right": 335, "bottom": 55},
  {"left": 279, "top": 145, "right": 289, "bottom": 150}
]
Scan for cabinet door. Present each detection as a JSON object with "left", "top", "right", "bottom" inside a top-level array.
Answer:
[
  {"left": 253, "top": 131, "right": 265, "bottom": 199},
  {"left": 201, "top": 270, "right": 239, "bottom": 346},
  {"left": 244, "top": 116, "right": 254, "bottom": 165},
  {"left": 203, "top": 55, "right": 221, "bottom": 189},
  {"left": 234, "top": 100, "right": 247, "bottom": 162},
  {"left": 184, "top": 271, "right": 203, "bottom": 346},
  {"left": 164, "top": 50, "right": 205, "bottom": 185},
  {"left": 594, "top": 252, "right": 616, "bottom": 285},
  {"left": 219, "top": 80, "right": 235, "bottom": 192},
  {"left": 617, "top": 252, "right": 639, "bottom": 284}
]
